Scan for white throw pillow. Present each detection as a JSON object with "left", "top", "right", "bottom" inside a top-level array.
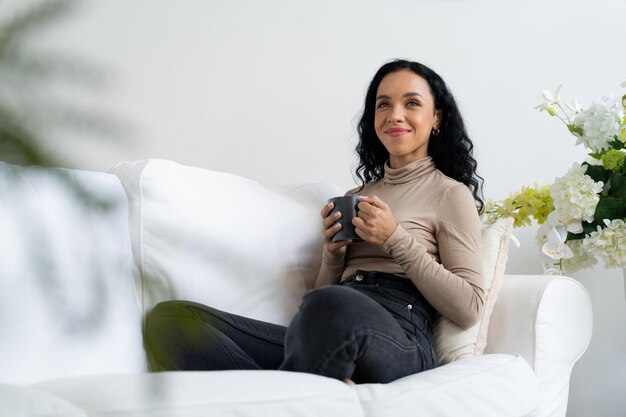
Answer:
[
  {"left": 432, "top": 218, "right": 514, "bottom": 365},
  {"left": 0, "top": 383, "right": 87, "bottom": 417},
  {"left": 0, "top": 162, "right": 146, "bottom": 384},
  {"left": 112, "top": 159, "right": 342, "bottom": 326}
]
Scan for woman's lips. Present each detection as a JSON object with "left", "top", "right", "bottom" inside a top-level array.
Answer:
[{"left": 385, "top": 129, "right": 410, "bottom": 137}]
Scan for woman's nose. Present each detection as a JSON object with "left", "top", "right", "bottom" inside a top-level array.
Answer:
[{"left": 387, "top": 106, "right": 404, "bottom": 123}]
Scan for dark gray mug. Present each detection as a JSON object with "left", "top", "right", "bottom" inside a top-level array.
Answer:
[{"left": 328, "top": 195, "right": 363, "bottom": 242}]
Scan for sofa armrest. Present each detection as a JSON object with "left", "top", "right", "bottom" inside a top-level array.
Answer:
[{"left": 485, "top": 274, "right": 592, "bottom": 417}]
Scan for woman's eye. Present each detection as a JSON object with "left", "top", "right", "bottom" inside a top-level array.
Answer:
[
  {"left": 407, "top": 100, "right": 421, "bottom": 107},
  {"left": 376, "top": 102, "right": 390, "bottom": 109}
]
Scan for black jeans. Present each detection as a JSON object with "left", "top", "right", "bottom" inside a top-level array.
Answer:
[{"left": 144, "top": 271, "right": 437, "bottom": 384}]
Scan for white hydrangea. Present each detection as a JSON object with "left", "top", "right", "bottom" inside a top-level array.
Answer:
[
  {"left": 562, "top": 239, "right": 598, "bottom": 273},
  {"left": 572, "top": 96, "right": 624, "bottom": 153},
  {"left": 550, "top": 163, "right": 604, "bottom": 224},
  {"left": 583, "top": 219, "right": 626, "bottom": 268}
]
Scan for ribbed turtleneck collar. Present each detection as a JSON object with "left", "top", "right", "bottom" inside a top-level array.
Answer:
[{"left": 383, "top": 156, "right": 436, "bottom": 186}]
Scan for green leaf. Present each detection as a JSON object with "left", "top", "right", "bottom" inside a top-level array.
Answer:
[
  {"left": 568, "top": 221, "right": 601, "bottom": 240},
  {"left": 609, "top": 172, "right": 626, "bottom": 199},
  {"left": 583, "top": 163, "right": 610, "bottom": 183},
  {"left": 594, "top": 197, "right": 626, "bottom": 223},
  {"left": 588, "top": 152, "right": 603, "bottom": 160},
  {"left": 568, "top": 124, "right": 583, "bottom": 136},
  {"left": 583, "top": 221, "right": 600, "bottom": 235},
  {"left": 0, "top": 0, "right": 75, "bottom": 52},
  {"left": 609, "top": 138, "right": 625, "bottom": 150},
  {"left": 567, "top": 231, "right": 586, "bottom": 241},
  {"left": 0, "top": 0, "right": 126, "bottom": 168}
]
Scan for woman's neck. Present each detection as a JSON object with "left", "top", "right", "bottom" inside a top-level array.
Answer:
[{"left": 388, "top": 154, "right": 429, "bottom": 169}]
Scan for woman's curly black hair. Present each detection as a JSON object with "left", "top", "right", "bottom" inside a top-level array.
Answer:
[{"left": 355, "top": 59, "right": 485, "bottom": 213}]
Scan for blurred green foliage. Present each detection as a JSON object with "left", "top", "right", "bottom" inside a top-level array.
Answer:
[{"left": 0, "top": 0, "right": 125, "bottom": 167}]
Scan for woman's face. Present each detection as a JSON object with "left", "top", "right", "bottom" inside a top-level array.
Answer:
[{"left": 374, "top": 70, "right": 441, "bottom": 169}]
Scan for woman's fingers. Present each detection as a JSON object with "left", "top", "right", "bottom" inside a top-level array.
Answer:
[
  {"left": 352, "top": 217, "right": 368, "bottom": 240},
  {"left": 320, "top": 202, "right": 334, "bottom": 218},
  {"left": 321, "top": 202, "right": 345, "bottom": 232},
  {"left": 352, "top": 216, "right": 365, "bottom": 229},
  {"left": 353, "top": 195, "right": 396, "bottom": 245},
  {"left": 321, "top": 202, "right": 345, "bottom": 247},
  {"left": 360, "top": 195, "right": 386, "bottom": 209},
  {"left": 323, "top": 219, "right": 342, "bottom": 240},
  {"left": 322, "top": 210, "right": 342, "bottom": 231},
  {"left": 357, "top": 196, "right": 386, "bottom": 217},
  {"left": 327, "top": 239, "right": 351, "bottom": 251}
]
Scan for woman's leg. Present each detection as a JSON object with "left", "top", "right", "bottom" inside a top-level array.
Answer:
[
  {"left": 280, "top": 285, "right": 433, "bottom": 384},
  {"left": 144, "top": 300, "right": 286, "bottom": 371}
]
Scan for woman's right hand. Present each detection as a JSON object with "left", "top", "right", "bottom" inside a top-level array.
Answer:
[{"left": 321, "top": 202, "right": 351, "bottom": 255}]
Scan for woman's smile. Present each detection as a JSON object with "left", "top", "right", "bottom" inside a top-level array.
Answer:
[{"left": 384, "top": 128, "right": 412, "bottom": 137}]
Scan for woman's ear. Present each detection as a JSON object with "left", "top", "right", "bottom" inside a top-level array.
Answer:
[{"left": 434, "top": 110, "right": 443, "bottom": 129}]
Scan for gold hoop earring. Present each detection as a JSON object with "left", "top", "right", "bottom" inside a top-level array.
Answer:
[{"left": 432, "top": 128, "right": 440, "bottom": 136}]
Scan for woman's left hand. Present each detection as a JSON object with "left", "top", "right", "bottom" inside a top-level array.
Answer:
[{"left": 352, "top": 195, "right": 398, "bottom": 245}]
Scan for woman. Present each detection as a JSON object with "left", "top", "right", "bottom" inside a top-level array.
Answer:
[{"left": 144, "top": 59, "right": 485, "bottom": 384}]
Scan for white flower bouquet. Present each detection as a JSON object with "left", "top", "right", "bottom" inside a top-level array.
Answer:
[{"left": 486, "top": 80, "right": 626, "bottom": 274}]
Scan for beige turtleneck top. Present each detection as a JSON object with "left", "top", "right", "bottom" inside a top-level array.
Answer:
[{"left": 315, "top": 156, "right": 484, "bottom": 329}]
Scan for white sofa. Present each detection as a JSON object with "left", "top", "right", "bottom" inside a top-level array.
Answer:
[{"left": 0, "top": 159, "right": 593, "bottom": 417}]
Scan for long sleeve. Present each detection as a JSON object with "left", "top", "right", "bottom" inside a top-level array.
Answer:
[
  {"left": 380, "top": 184, "right": 484, "bottom": 329},
  {"left": 313, "top": 247, "right": 345, "bottom": 288}
]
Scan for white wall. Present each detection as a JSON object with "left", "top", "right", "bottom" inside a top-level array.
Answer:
[{"left": 15, "top": 0, "right": 626, "bottom": 415}]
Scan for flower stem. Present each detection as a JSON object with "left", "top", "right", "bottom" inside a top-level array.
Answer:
[{"left": 556, "top": 102, "right": 573, "bottom": 125}]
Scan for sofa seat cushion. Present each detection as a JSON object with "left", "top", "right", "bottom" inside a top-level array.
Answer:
[
  {"left": 0, "top": 383, "right": 87, "bottom": 417},
  {"left": 33, "top": 370, "right": 364, "bottom": 417},
  {"left": 354, "top": 354, "right": 540, "bottom": 417}
]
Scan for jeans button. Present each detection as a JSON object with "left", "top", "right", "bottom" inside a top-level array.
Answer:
[
  {"left": 407, "top": 304, "right": 413, "bottom": 310},
  {"left": 355, "top": 274, "right": 363, "bottom": 282}
]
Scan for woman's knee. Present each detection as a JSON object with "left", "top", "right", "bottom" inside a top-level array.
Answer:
[
  {"left": 302, "top": 285, "right": 365, "bottom": 311},
  {"left": 295, "top": 286, "right": 369, "bottom": 330}
]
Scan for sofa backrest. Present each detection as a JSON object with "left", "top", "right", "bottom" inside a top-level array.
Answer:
[
  {"left": 112, "top": 159, "right": 342, "bottom": 326},
  {"left": 0, "top": 162, "right": 147, "bottom": 384}
]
